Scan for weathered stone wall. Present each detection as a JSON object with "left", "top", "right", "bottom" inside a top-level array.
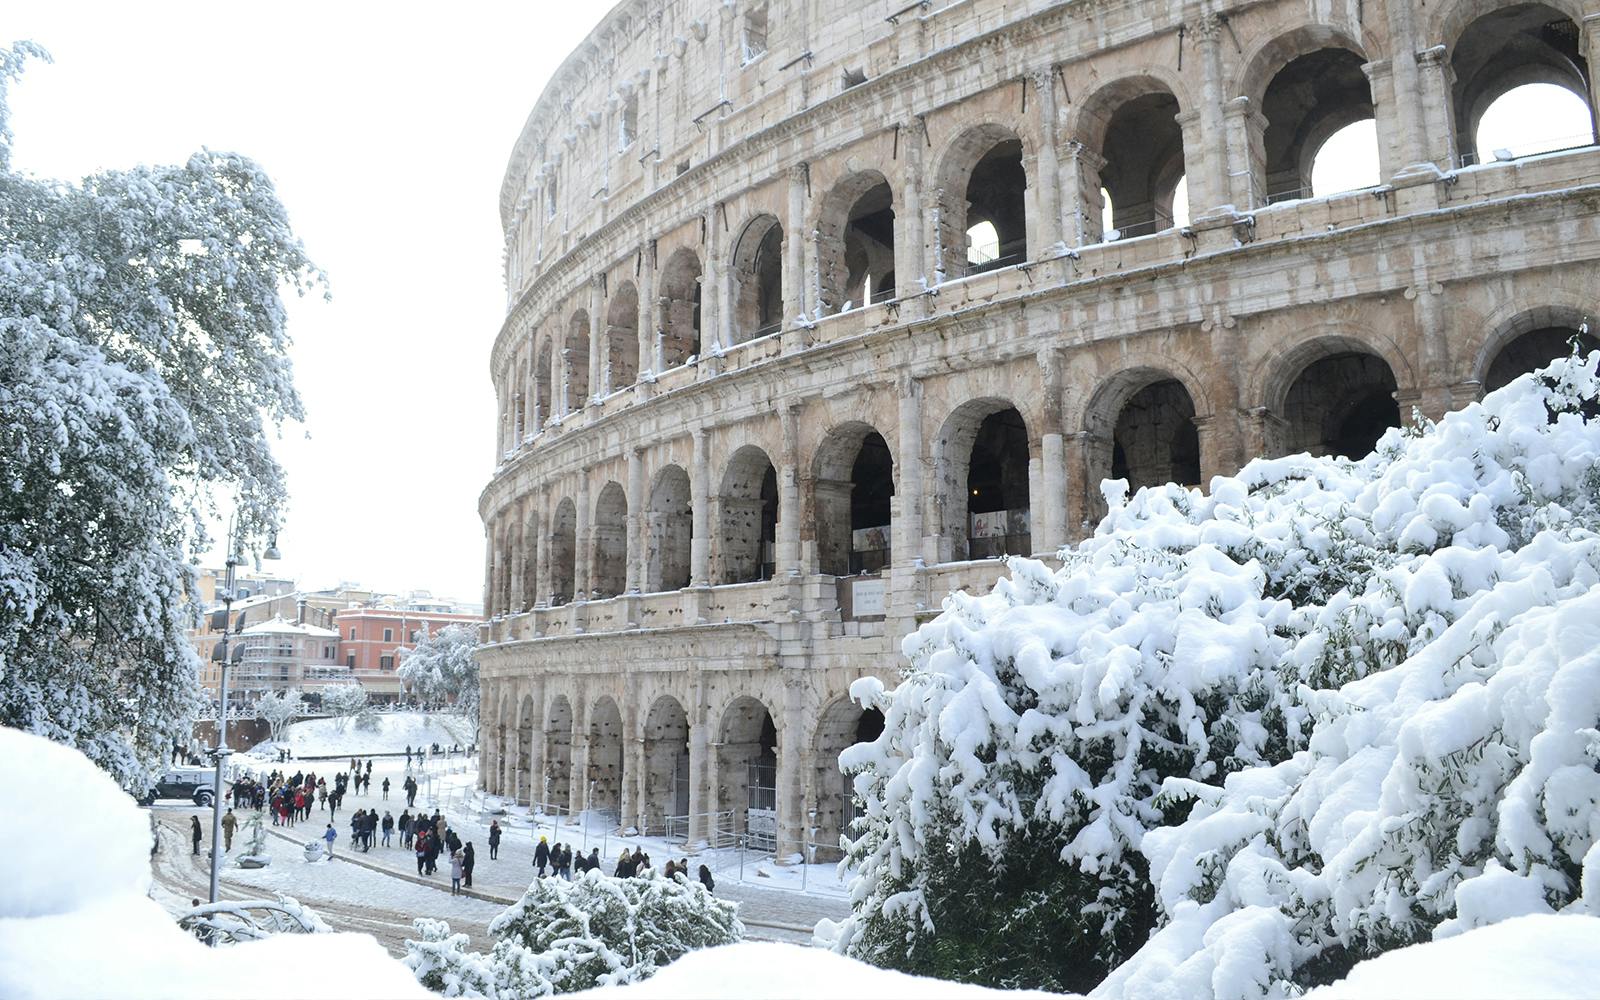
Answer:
[{"left": 478, "top": 0, "right": 1600, "bottom": 860}]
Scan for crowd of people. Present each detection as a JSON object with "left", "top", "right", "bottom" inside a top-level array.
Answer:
[{"left": 530, "top": 837, "right": 715, "bottom": 893}]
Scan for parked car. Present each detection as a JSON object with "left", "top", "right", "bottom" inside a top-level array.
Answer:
[{"left": 138, "top": 767, "right": 218, "bottom": 807}]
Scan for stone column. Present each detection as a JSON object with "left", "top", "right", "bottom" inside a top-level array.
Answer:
[
  {"left": 570, "top": 695, "right": 590, "bottom": 816},
  {"left": 637, "top": 241, "right": 657, "bottom": 379},
  {"left": 1585, "top": 15, "right": 1600, "bottom": 142},
  {"left": 508, "top": 502, "right": 526, "bottom": 613},
  {"left": 488, "top": 517, "right": 504, "bottom": 615},
  {"left": 686, "top": 719, "right": 709, "bottom": 844},
  {"left": 1383, "top": 2, "right": 1435, "bottom": 175},
  {"left": 482, "top": 530, "right": 495, "bottom": 620},
  {"left": 1187, "top": 10, "right": 1230, "bottom": 218},
  {"left": 521, "top": 503, "right": 540, "bottom": 613},
  {"left": 1062, "top": 141, "right": 1107, "bottom": 246},
  {"left": 589, "top": 275, "right": 606, "bottom": 400},
  {"left": 627, "top": 447, "right": 645, "bottom": 593},
  {"left": 783, "top": 163, "right": 809, "bottom": 331},
  {"left": 1038, "top": 349, "right": 1068, "bottom": 552},
  {"left": 1222, "top": 97, "right": 1267, "bottom": 210},
  {"left": 1408, "top": 272, "right": 1453, "bottom": 420},
  {"left": 775, "top": 680, "right": 806, "bottom": 861},
  {"left": 690, "top": 428, "right": 711, "bottom": 586},
  {"left": 1031, "top": 67, "right": 1064, "bottom": 251},
  {"left": 1414, "top": 46, "right": 1459, "bottom": 169},
  {"left": 557, "top": 335, "right": 571, "bottom": 418},
  {"left": 1362, "top": 61, "right": 1403, "bottom": 182},
  {"left": 705, "top": 203, "right": 728, "bottom": 356},
  {"left": 575, "top": 472, "right": 592, "bottom": 601},
  {"left": 778, "top": 405, "right": 803, "bottom": 575},
  {"left": 898, "top": 118, "right": 928, "bottom": 299},
  {"left": 895, "top": 375, "right": 924, "bottom": 566},
  {"left": 620, "top": 705, "right": 641, "bottom": 830},
  {"left": 1063, "top": 432, "right": 1095, "bottom": 542},
  {"left": 535, "top": 487, "right": 553, "bottom": 608}
]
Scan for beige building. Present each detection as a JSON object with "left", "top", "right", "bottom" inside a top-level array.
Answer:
[
  {"left": 478, "top": 0, "right": 1600, "bottom": 857},
  {"left": 229, "top": 618, "right": 347, "bottom": 704}
]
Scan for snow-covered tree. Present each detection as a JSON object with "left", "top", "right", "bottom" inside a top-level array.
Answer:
[
  {"left": 0, "top": 43, "right": 321, "bottom": 793},
  {"left": 255, "top": 689, "right": 305, "bottom": 744},
  {"left": 834, "top": 353, "right": 1600, "bottom": 995},
  {"left": 320, "top": 683, "right": 368, "bottom": 732},
  {"left": 398, "top": 623, "right": 480, "bottom": 725},
  {"left": 404, "top": 871, "right": 742, "bottom": 997}
]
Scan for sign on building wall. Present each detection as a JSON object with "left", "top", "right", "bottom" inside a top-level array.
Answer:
[{"left": 852, "top": 577, "right": 887, "bottom": 616}]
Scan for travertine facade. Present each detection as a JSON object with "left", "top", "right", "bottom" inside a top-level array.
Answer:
[{"left": 479, "top": 0, "right": 1600, "bottom": 858}]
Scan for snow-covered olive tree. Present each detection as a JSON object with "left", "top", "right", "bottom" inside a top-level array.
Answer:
[
  {"left": 320, "top": 683, "right": 368, "bottom": 732},
  {"left": 397, "top": 623, "right": 479, "bottom": 725},
  {"left": 0, "top": 43, "right": 321, "bottom": 792},
  {"left": 255, "top": 689, "right": 305, "bottom": 744},
  {"left": 834, "top": 352, "right": 1600, "bottom": 995}
]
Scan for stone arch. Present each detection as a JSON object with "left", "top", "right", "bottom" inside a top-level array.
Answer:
[
  {"left": 933, "top": 398, "right": 1032, "bottom": 561},
  {"left": 550, "top": 497, "right": 576, "bottom": 606},
  {"left": 716, "top": 445, "right": 778, "bottom": 584},
  {"left": 1239, "top": 29, "right": 1376, "bottom": 202},
  {"left": 1261, "top": 338, "right": 1405, "bottom": 459},
  {"left": 1075, "top": 76, "right": 1187, "bottom": 240},
  {"left": 730, "top": 214, "right": 784, "bottom": 343},
  {"left": 641, "top": 694, "right": 690, "bottom": 835},
  {"left": 545, "top": 694, "right": 573, "bottom": 812},
  {"left": 816, "top": 170, "right": 896, "bottom": 314},
  {"left": 646, "top": 464, "right": 692, "bottom": 592},
  {"left": 811, "top": 696, "right": 884, "bottom": 860},
  {"left": 587, "top": 696, "right": 624, "bottom": 820},
  {"left": 1082, "top": 369, "right": 1206, "bottom": 501},
  {"left": 812, "top": 422, "right": 894, "bottom": 576},
  {"left": 1446, "top": 2, "right": 1594, "bottom": 163},
  {"left": 658, "top": 247, "right": 702, "bottom": 369},
  {"left": 606, "top": 281, "right": 639, "bottom": 390},
  {"left": 592, "top": 481, "right": 628, "bottom": 599},
  {"left": 565, "top": 310, "right": 591, "bottom": 411},
  {"left": 1471, "top": 303, "right": 1599, "bottom": 391},
  {"left": 716, "top": 694, "right": 778, "bottom": 845},
  {"left": 933, "top": 123, "right": 1029, "bottom": 279},
  {"left": 534, "top": 336, "right": 554, "bottom": 432}
]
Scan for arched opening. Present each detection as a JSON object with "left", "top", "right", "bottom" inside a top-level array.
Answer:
[
  {"left": 1453, "top": 4, "right": 1595, "bottom": 166},
  {"left": 544, "top": 695, "right": 573, "bottom": 813},
  {"left": 592, "top": 482, "right": 628, "bottom": 599},
  {"left": 534, "top": 339, "right": 553, "bottom": 432},
  {"left": 718, "top": 696, "right": 778, "bottom": 849},
  {"left": 936, "top": 125, "right": 1028, "bottom": 279},
  {"left": 1088, "top": 81, "right": 1185, "bottom": 240},
  {"left": 565, "top": 311, "right": 591, "bottom": 412},
  {"left": 1483, "top": 323, "right": 1600, "bottom": 392},
  {"left": 642, "top": 696, "right": 690, "bottom": 836},
  {"left": 1111, "top": 380, "right": 1202, "bottom": 492},
  {"left": 646, "top": 465, "right": 692, "bottom": 592},
  {"left": 938, "top": 401, "right": 1031, "bottom": 561},
  {"left": 812, "top": 699, "right": 885, "bottom": 861},
  {"left": 658, "top": 248, "right": 702, "bottom": 369},
  {"left": 587, "top": 697, "right": 624, "bottom": 821},
  {"left": 813, "top": 424, "right": 894, "bottom": 576},
  {"left": 717, "top": 445, "right": 779, "bottom": 584},
  {"left": 818, "top": 172, "right": 896, "bottom": 313},
  {"left": 1259, "top": 46, "right": 1377, "bottom": 202},
  {"left": 731, "top": 216, "right": 784, "bottom": 343},
  {"left": 515, "top": 694, "right": 536, "bottom": 803},
  {"left": 1282, "top": 351, "right": 1400, "bottom": 458},
  {"left": 550, "top": 498, "right": 576, "bottom": 606},
  {"left": 606, "top": 282, "right": 639, "bottom": 391},
  {"left": 1309, "top": 120, "right": 1381, "bottom": 198}
]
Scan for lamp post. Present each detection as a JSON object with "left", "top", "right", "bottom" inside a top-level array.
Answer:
[{"left": 206, "top": 518, "right": 280, "bottom": 909}]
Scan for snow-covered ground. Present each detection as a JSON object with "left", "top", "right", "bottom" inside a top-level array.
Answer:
[{"left": 249, "top": 710, "right": 474, "bottom": 758}]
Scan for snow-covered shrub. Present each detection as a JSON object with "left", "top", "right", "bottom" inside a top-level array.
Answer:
[
  {"left": 321, "top": 683, "right": 368, "bottom": 732},
  {"left": 836, "top": 353, "right": 1600, "bottom": 995},
  {"left": 354, "top": 707, "right": 381, "bottom": 732},
  {"left": 403, "top": 871, "right": 742, "bottom": 998}
]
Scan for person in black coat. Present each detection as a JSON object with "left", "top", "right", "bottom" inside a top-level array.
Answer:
[
  {"left": 190, "top": 815, "right": 202, "bottom": 855},
  {"left": 698, "top": 864, "right": 715, "bottom": 893},
  {"left": 488, "top": 820, "right": 502, "bottom": 860},
  {"left": 534, "top": 837, "right": 550, "bottom": 876},
  {"left": 462, "top": 842, "right": 476, "bottom": 888}
]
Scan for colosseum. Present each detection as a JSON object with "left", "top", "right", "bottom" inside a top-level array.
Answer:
[{"left": 478, "top": 0, "right": 1600, "bottom": 860}]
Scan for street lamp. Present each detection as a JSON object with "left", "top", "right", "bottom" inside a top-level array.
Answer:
[{"left": 206, "top": 519, "right": 280, "bottom": 909}]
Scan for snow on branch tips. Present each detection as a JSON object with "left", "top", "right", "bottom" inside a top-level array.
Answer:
[{"left": 835, "top": 352, "right": 1600, "bottom": 996}]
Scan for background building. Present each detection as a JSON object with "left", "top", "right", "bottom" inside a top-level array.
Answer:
[{"left": 333, "top": 604, "right": 483, "bottom": 702}]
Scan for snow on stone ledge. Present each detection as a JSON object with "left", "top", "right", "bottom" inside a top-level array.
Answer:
[
  {"left": 1304, "top": 914, "right": 1600, "bottom": 1000},
  {"left": 0, "top": 726, "right": 429, "bottom": 1000},
  {"left": 565, "top": 941, "right": 1072, "bottom": 999}
]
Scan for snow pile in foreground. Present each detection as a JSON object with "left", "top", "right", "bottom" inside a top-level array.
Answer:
[
  {"left": 564, "top": 941, "right": 1067, "bottom": 999},
  {"left": 835, "top": 353, "right": 1600, "bottom": 995},
  {"left": 1304, "top": 914, "right": 1600, "bottom": 1000},
  {"left": 254, "top": 710, "right": 473, "bottom": 758},
  {"left": 0, "top": 726, "right": 428, "bottom": 1000}
]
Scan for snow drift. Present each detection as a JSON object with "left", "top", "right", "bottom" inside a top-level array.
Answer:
[{"left": 834, "top": 353, "right": 1600, "bottom": 996}]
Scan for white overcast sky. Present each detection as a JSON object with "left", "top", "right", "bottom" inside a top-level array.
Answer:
[
  {"left": 4, "top": 5, "right": 1584, "bottom": 607},
  {"left": 6, "top": 2, "right": 609, "bottom": 606}
]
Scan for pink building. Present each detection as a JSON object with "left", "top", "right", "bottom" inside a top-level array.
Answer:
[{"left": 333, "top": 607, "right": 481, "bottom": 702}]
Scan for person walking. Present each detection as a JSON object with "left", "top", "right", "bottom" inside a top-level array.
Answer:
[
  {"left": 189, "top": 815, "right": 202, "bottom": 855},
  {"left": 221, "top": 808, "right": 237, "bottom": 852},
  {"left": 698, "top": 864, "right": 714, "bottom": 893},
  {"left": 350, "top": 810, "right": 362, "bottom": 853},
  {"left": 450, "top": 850, "right": 464, "bottom": 896},
  {"left": 381, "top": 811, "right": 394, "bottom": 847},
  {"left": 399, "top": 810, "right": 412, "bottom": 849},
  {"left": 415, "top": 829, "right": 428, "bottom": 875},
  {"left": 381, "top": 776, "right": 390, "bottom": 801},
  {"left": 323, "top": 823, "right": 337, "bottom": 859},
  {"left": 462, "top": 842, "right": 476, "bottom": 889},
  {"left": 405, "top": 775, "right": 417, "bottom": 808},
  {"left": 587, "top": 847, "right": 600, "bottom": 874},
  {"left": 488, "top": 821, "right": 501, "bottom": 860},
  {"left": 534, "top": 836, "right": 551, "bottom": 877}
]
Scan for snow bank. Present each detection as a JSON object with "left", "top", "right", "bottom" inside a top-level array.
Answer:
[
  {"left": 564, "top": 941, "right": 1069, "bottom": 999},
  {"left": 0, "top": 726, "right": 428, "bottom": 1000},
  {"left": 1304, "top": 914, "right": 1600, "bottom": 999},
  {"left": 254, "top": 711, "right": 473, "bottom": 758}
]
